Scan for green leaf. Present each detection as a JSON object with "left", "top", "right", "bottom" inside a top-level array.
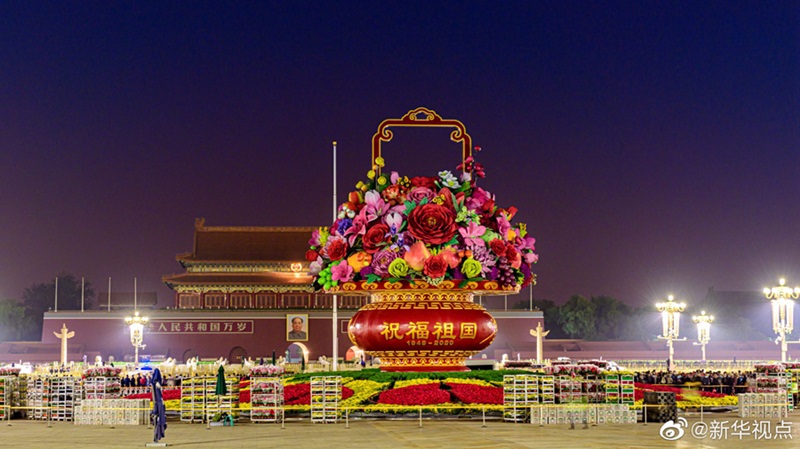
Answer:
[{"left": 365, "top": 274, "right": 383, "bottom": 284}]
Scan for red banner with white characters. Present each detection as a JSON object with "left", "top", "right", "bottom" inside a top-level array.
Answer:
[{"left": 147, "top": 320, "right": 253, "bottom": 334}]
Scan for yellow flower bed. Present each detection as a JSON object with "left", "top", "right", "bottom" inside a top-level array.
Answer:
[
  {"left": 341, "top": 380, "right": 389, "bottom": 408},
  {"left": 394, "top": 378, "right": 440, "bottom": 389},
  {"left": 442, "top": 377, "right": 493, "bottom": 387}
]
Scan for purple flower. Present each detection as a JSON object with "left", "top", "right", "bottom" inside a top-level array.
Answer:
[
  {"left": 370, "top": 249, "right": 399, "bottom": 276},
  {"left": 337, "top": 218, "right": 353, "bottom": 235},
  {"left": 471, "top": 245, "right": 497, "bottom": 275}
]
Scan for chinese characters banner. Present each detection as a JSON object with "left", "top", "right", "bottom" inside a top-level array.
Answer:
[{"left": 147, "top": 320, "right": 254, "bottom": 334}]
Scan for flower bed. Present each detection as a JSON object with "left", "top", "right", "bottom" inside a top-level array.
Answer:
[
  {"left": 377, "top": 383, "right": 450, "bottom": 406},
  {"left": 445, "top": 383, "right": 502, "bottom": 405},
  {"left": 0, "top": 367, "right": 21, "bottom": 376}
]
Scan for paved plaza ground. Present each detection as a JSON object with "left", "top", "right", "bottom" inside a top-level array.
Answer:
[{"left": 1, "top": 413, "right": 799, "bottom": 449}]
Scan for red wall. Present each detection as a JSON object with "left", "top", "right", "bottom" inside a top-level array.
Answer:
[{"left": 39, "top": 310, "right": 543, "bottom": 364}]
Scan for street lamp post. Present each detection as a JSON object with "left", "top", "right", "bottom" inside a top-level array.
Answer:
[
  {"left": 656, "top": 295, "right": 686, "bottom": 371},
  {"left": 763, "top": 278, "right": 800, "bottom": 363},
  {"left": 124, "top": 311, "right": 149, "bottom": 367},
  {"left": 692, "top": 311, "right": 714, "bottom": 362}
]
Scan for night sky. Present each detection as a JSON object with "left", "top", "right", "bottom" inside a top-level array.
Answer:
[{"left": 1, "top": 2, "right": 798, "bottom": 311}]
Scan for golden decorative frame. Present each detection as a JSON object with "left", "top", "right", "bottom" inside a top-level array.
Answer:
[{"left": 371, "top": 107, "right": 472, "bottom": 176}]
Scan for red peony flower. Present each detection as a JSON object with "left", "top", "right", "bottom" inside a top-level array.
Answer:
[
  {"left": 489, "top": 239, "right": 507, "bottom": 256},
  {"left": 407, "top": 203, "right": 457, "bottom": 245},
  {"left": 410, "top": 176, "right": 437, "bottom": 190},
  {"left": 423, "top": 254, "right": 448, "bottom": 278},
  {"left": 305, "top": 250, "right": 319, "bottom": 261},
  {"left": 362, "top": 223, "right": 390, "bottom": 254},
  {"left": 326, "top": 239, "right": 347, "bottom": 261}
]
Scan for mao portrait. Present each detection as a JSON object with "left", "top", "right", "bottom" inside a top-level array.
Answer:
[{"left": 286, "top": 314, "right": 308, "bottom": 341}]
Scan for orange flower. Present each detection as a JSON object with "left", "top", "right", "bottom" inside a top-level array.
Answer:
[{"left": 347, "top": 251, "right": 373, "bottom": 271}]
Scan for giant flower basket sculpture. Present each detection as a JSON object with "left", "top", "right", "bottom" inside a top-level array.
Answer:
[{"left": 308, "top": 107, "right": 538, "bottom": 371}]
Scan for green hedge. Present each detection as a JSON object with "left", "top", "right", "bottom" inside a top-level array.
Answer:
[{"left": 287, "top": 369, "right": 534, "bottom": 385}]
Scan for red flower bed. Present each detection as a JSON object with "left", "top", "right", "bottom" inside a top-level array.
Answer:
[
  {"left": 378, "top": 383, "right": 450, "bottom": 406},
  {"left": 124, "top": 388, "right": 181, "bottom": 400},
  {"left": 239, "top": 389, "right": 250, "bottom": 403},
  {"left": 446, "top": 383, "right": 502, "bottom": 405},
  {"left": 283, "top": 383, "right": 353, "bottom": 405}
]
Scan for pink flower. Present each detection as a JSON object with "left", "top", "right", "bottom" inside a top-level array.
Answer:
[
  {"left": 465, "top": 187, "right": 493, "bottom": 211},
  {"left": 308, "top": 229, "right": 322, "bottom": 246},
  {"left": 364, "top": 190, "right": 390, "bottom": 222},
  {"left": 404, "top": 241, "right": 431, "bottom": 271},
  {"left": 331, "top": 261, "right": 354, "bottom": 282},
  {"left": 518, "top": 235, "right": 536, "bottom": 251},
  {"left": 458, "top": 221, "right": 486, "bottom": 247},
  {"left": 496, "top": 213, "right": 513, "bottom": 241},
  {"left": 344, "top": 208, "right": 368, "bottom": 246},
  {"left": 407, "top": 187, "right": 435, "bottom": 204}
]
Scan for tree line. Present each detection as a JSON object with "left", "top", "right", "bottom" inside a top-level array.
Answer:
[
  {"left": 0, "top": 274, "right": 93, "bottom": 342},
  {"left": 517, "top": 294, "right": 771, "bottom": 341}
]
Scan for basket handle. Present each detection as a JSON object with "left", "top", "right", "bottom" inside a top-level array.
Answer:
[{"left": 371, "top": 107, "right": 472, "bottom": 176}]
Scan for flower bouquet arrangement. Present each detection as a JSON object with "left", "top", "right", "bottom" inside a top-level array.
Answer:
[
  {"left": 545, "top": 364, "right": 602, "bottom": 377},
  {"left": 754, "top": 363, "right": 785, "bottom": 374},
  {"left": 308, "top": 150, "right": 538, "bottom": 292},
  {"left": 250, "top": 365, "right": 284, "bottom": 377},
  {"left": 83, "top": 366, "right": 122, "bottom": 378},
  {"left": 0, "top": 366, "right": 21, "bottom": 376}
]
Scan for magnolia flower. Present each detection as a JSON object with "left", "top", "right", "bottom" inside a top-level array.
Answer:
[
  {"left": 364, "top": 190, "right": 390, "bottom": 222},
  {"left": 308, "top": 257, "right": 324, "bottom": 276},
  {"left": 383, "top": 212, "right": 403, "bottom": 231}
]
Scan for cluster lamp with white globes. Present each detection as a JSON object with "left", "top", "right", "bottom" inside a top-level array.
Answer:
[
  {"left": 763, "top": 278, "right": 800, "bottom": 363},
  {"left": 656, "top": 294, "right": 686, "bottom": 371},
  {"left": 692, "top": 311, "right": 714, "bottom": 361},
  {"left": 124, "top": 311, "right": 149, "bottom": 367}
]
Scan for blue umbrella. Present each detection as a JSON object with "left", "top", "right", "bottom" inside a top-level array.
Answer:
[{"left": 150, "top": 368, "right": 167, "bottom": 442}]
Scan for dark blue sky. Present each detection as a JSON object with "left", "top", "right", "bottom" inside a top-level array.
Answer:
[{"left": 1, "top": 1, "right": 798, "bottom": 310}]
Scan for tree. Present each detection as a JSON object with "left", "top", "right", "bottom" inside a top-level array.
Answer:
[
  {"left": 515, "top": 298, "right": 568, "bottom": 339},
  {"left": 0, "top": 298, "right": 32, "bottom": 342},
  {"left": 590, "top": 295, "right": 631, "bottom": 340},
  {"left": 618, "top": 307, "right": 655, "bottom": 341},
  {"left": 21, "top": 273, "right": 94, "bottom": 340},
  {"left": 557, "top": 295, "right": 597, "bottom": 339}
]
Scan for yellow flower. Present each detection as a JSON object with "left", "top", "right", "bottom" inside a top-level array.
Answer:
[
  {"left": 375, "top": 157, "right": 385, "bottom": 167},
  {"left": 367, "top": 170, "right": 375, "bottom": 179}
]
